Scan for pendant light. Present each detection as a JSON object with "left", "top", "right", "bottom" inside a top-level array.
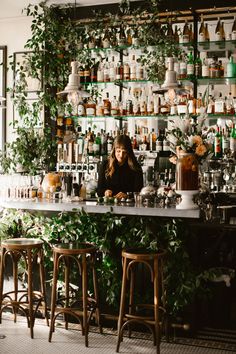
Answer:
[
  {"left": 152, "top": 57, "right": 192, "bottom": 96},
  {"left": 57, "top": 61, "right": 91, "bottom": 103}
]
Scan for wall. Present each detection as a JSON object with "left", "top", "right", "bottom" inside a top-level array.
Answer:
[{"left": 0, "top": 15, "right": 33, "bottom": 143}]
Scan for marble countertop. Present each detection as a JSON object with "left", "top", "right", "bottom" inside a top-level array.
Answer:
[{"left": 0, "top": 199, "right": 200, "bottom": 218}]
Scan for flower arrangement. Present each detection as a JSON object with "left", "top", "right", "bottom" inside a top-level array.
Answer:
[{"left": 167, "top": 116, "right": 212, "bottom": 162}]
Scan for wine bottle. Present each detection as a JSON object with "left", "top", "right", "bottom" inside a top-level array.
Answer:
[
  {"left": 187, "top": 51, "right": 195, "bottom": 80},
  {"left": 198, "top": 16, "right": 206, "bottom": 42},
  {"left": 232, "top": 16, "right": 236, "bottom": 40},
  {"left": 182, "top": 20, "right": 190, "bottom": 43},
  {"left": 215, "top": 17, "right": 222, "bottom": 41}
]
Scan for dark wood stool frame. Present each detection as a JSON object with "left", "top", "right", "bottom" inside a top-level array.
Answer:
[
  {"left": 116, "top": 249, "right": 167, "bottom": 354},
  {"left": 0, "top": 238, "right": 49, "bottom": 338},
  {"left": 48, "top": 242, "right": 102, "bottom": 347}
]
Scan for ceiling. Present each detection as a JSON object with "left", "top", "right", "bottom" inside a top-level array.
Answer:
[{"left": 0, "top": 0, "right": 122, "bottom": 19}]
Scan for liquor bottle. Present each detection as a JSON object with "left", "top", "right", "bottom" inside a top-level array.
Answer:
[
  {"left": 140, "top": 88, "right": 147, "bottom": 116},
  {"left": 222, "top": 128, "right": 230, "bottom": 155},
  {"left": 123, "top": 60, "right": 130, "bottom": 80},
  {"left": 196, "top": 93, "right": 205, "bottom": 114},
  {"left": 187, "top": 51, "right": 195, "bottom": 80},
  {"left": 198, "top": 16, "right": 206, "bottom": 42},
  {"left": 225, "top": 92, "right": 234, "bottom": 114},
  {"left": 220, "top": 21, "right": 225, "bottom": 41},
  {"left": 83, "top": 64, "right": 90, "bottom": 84},
  {"left": 179, "top": 55, "right": 187, "bottom": 79},
  {"left": 156, "top": 129, "right": 163, "bottom": 152},
  {"left": 194, "top": 52, "right": 202, "bottom": 78},
  {"left": 230, "top": 124, "right": 236, "bottom": 155},
  {"left": 232, "top": 16, "right": 236, "bottom": 40},
  {"left": 205, "top": 23, "right": 210, "bottom": 41},
  {"left": 111, "top": 96, "right": 119, "bottom": 116},
  {"left": 167, "top": 21, "right": 174, "bottom": 39},
  {"left": 182, "top": 20, "right": 190, "bottom": 43},
  {"left": 215, "top": 17, "right": 222, "bottom": 41},
  {"left": 116, "top": 60, "right": 123, "bottom": 80},
  {"left": 218, "top": 60, "right": 224, "bottom": 77},
  {"left": 214, "top": 126, "right": 222, "bottom": 158},
  {"left": 103, "top": 92, "right": 111, "bottom": 116},
  {"left": 174, "top": 25, "right": 179, "bottom": 43},
  {"left": 87, "top": 131, "right": 94, "bottom": 156},
  {"left": 189, "top": 23, "right": 194, "bottom": 42},
  {"left": 96, "top": 97, "right": 104, "bottom": 116},
  {"left": 132, "top": 135, "right": 138, "bottom": 150},
  {"left": 100, "top": 129, "right": 107, "bottom": 155},
  {"left": 104, "top": 57, "right": 110, "bottom": 82},
  {"left": 90, "top": 60, "right": 98, "bottom": 83},
  {"left": 147, "top": 93, "right": 154, "bottom": 116},
  {"left": 109, "top": 56, "right": 116, "bottom": 82},
  {"left": 206, "top": 95, "right": 215, "bottom": 114},
  {"left": 126, "top": 26, "right": 133, "bottom": 46},
  {"left": 107, "top": 132, "right": 114, "bottom": 154},
  {"left": 118, "top": 22, "right": 127, "bottom": 46},
  {"left": 136, "top": 58, "right": 144, "bottom": 80},
  {"left": 85, "top": 97, "right": 96, "bottom": 116},
  {"left": 132, "top": 92, "right": 140, "bottom": 116},
  {"left": 130, "top": 54, "right": 136, "bottom": 80},
  {"left": 97, "top": 61, "right": 104, "bottom": 82},
  {"left": 78, "top": 100, "right": 85, "bottom": 117},
  {"left": 214, "top": 93, "right": 225, "bottom": 114},
  {"left": 102, "top": 27, "right": 111, "bottom": 48},
  {"left": 227, "top": 56, "right": 235, "bottom": 78},
  {"left": 149, "top": 128, "right": 157, "bottom": 151},
  {"left": 93, "top": 132, "right": 101, "bottom": 157},
  {"left": 202, "top": 58, "right": 209, "bottom": 78}
]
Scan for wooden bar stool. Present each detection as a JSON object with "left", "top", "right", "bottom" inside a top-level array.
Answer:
[
  {"left": 0, "top": 238, "right": 49, "bottom": 338},
  {"left": 116, "top": 248, "right": 167, "bottom": 354},
  {"left": 48, "top": 242, "right": 102, "bottom": 347}
]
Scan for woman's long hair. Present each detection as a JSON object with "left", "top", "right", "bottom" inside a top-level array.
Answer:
[{"left": 106, "top": 134, "right": 140, "bottom": 177}]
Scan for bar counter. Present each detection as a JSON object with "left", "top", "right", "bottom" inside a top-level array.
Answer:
[{"left": 0, "top": 199, "right": 200, "bottom": 218}]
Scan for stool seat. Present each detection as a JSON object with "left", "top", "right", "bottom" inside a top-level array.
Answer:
[
  {"left": 116, "top": 248, "right": 167, "bottom": 354},
  {"left": 0, "top": 237, "right": 49, "bottom": 338},
  {"left": 48, "top": 241, "right": 102, "bottom": 347}
]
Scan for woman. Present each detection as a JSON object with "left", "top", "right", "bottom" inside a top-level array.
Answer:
[{"left": 97, "top": 134, "right": 143, "bottom": 199}]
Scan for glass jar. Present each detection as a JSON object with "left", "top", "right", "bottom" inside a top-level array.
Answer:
[{"left": 176, "top": 152, "right": 199, "bottom": 190}]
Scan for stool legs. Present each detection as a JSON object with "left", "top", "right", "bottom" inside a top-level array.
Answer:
[
  {"left": 91, "top": 255, "right": 102, "bottom": 334},
  {"left": 116, "top": 257, "right": 128, "bottom": 353},
  {"left": 154, "top": 258, "right": 160, "bottom": 354},
  {"left": 0, "top": 245, "right": 48, "bottom": 339},
  {"left": 48, "top": 252, "right": 59, "bottom": 342}
]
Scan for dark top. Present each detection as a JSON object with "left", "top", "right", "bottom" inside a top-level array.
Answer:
[{"left": 97, "top": 159, "right": 143, "bottom": 197}]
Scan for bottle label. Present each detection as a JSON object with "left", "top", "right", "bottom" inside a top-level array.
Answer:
[
  {"left": 214, "top": 101, "right": 224, "bottom": 113},
  {"left": 177, "top": 104, "right": 187, "bottom": 115},
  {"left": 202, "top": 65, "right": 209, "bottom": 77},
  {"left": 86, "top": 107, "right": 95, "bottom": 116},
  {"left": 187, "top": 64, "right": 194, "bottom": 75},
  {"left": 199, "top": 33, "right": 206, "bottom": 42}
]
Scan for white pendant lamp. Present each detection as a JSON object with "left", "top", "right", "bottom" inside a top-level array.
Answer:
[{"left": 57, "top": 61, "right": 90, "bottom": 100}]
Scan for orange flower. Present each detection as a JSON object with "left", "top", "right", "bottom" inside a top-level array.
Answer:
[
  {"left": 195, "top": 144, "right": 207, "bottom": 156},
  {"left": 192, "top": 135, "right": 203, "bottom": 146}
]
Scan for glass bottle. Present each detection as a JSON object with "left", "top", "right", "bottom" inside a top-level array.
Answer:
[
  {"left": 109, "top": 56, "right": 116, "bottom": 82},
  {"left": 123, "top": 60, "right": 130, "bottom": 80},
  {"left": 202, "top": 58, "right": 209, "bottom": 78},
  {"left": 187, "top": 51, "right": 195, "bottom": 80},
  {"left": 227, "top": 56, "right": 235, "bottom": 78},
  {"left": 110, "top": 96, "right": 119, "bottom": 116},
  {"left": 174, "top": 25, "right": 179, "bottom": 43},
  {"left": 205, "top": 23, "right": 210, "bottom": 41},
  {"left": 116, "top": 60, "right": 123, "bottom": 80},
  {"left": 130, "top": 54, "right": 136, "bottom": 80},
  {"left": 118, "top": 22, "right": 127, "bottom": 46},
  {"left": 214, "top": 126, "right": 222, "bottom": 158},
  {"left": 198, "top": 16, "right": 206, "bottom": 42},
  {"left": 194, "top": 52, "right": 202, "bottom": 78},
  {"left": 103, "top": 92, "right": 111, "bottom": 116},
  {"left": 232, "top": 16, "right": 236, "bottom": 40},
  {"left": 215, "top": 17, "right": 222, "bottom": 41},
  {"left": 214, "top": 92, "right": 225, "bottom": 114},
  {"left": 102, "top": 27, "right": 111, "bottom": 48},
  {"left": 182, "top": 20, "right": 190, "bottom": 43}
]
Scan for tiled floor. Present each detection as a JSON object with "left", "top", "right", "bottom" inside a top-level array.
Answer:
[{"left": 0, "top": 316, "right": 233, "bottom": 354}]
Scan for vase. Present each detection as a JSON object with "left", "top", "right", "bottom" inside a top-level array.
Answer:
[
  {"left": 176, "top": 151, "right": 199, "bottom": 191},
  {"left": 176, "top": 152, "right": 199, "bottom": 210}
]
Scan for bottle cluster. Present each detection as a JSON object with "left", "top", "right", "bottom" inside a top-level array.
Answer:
[
  {"left": 79, "top": 53, "right": 147, "bottom": 84},
  {"left": 212, "top": 123, "right": 236, "bottom": 158}
]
